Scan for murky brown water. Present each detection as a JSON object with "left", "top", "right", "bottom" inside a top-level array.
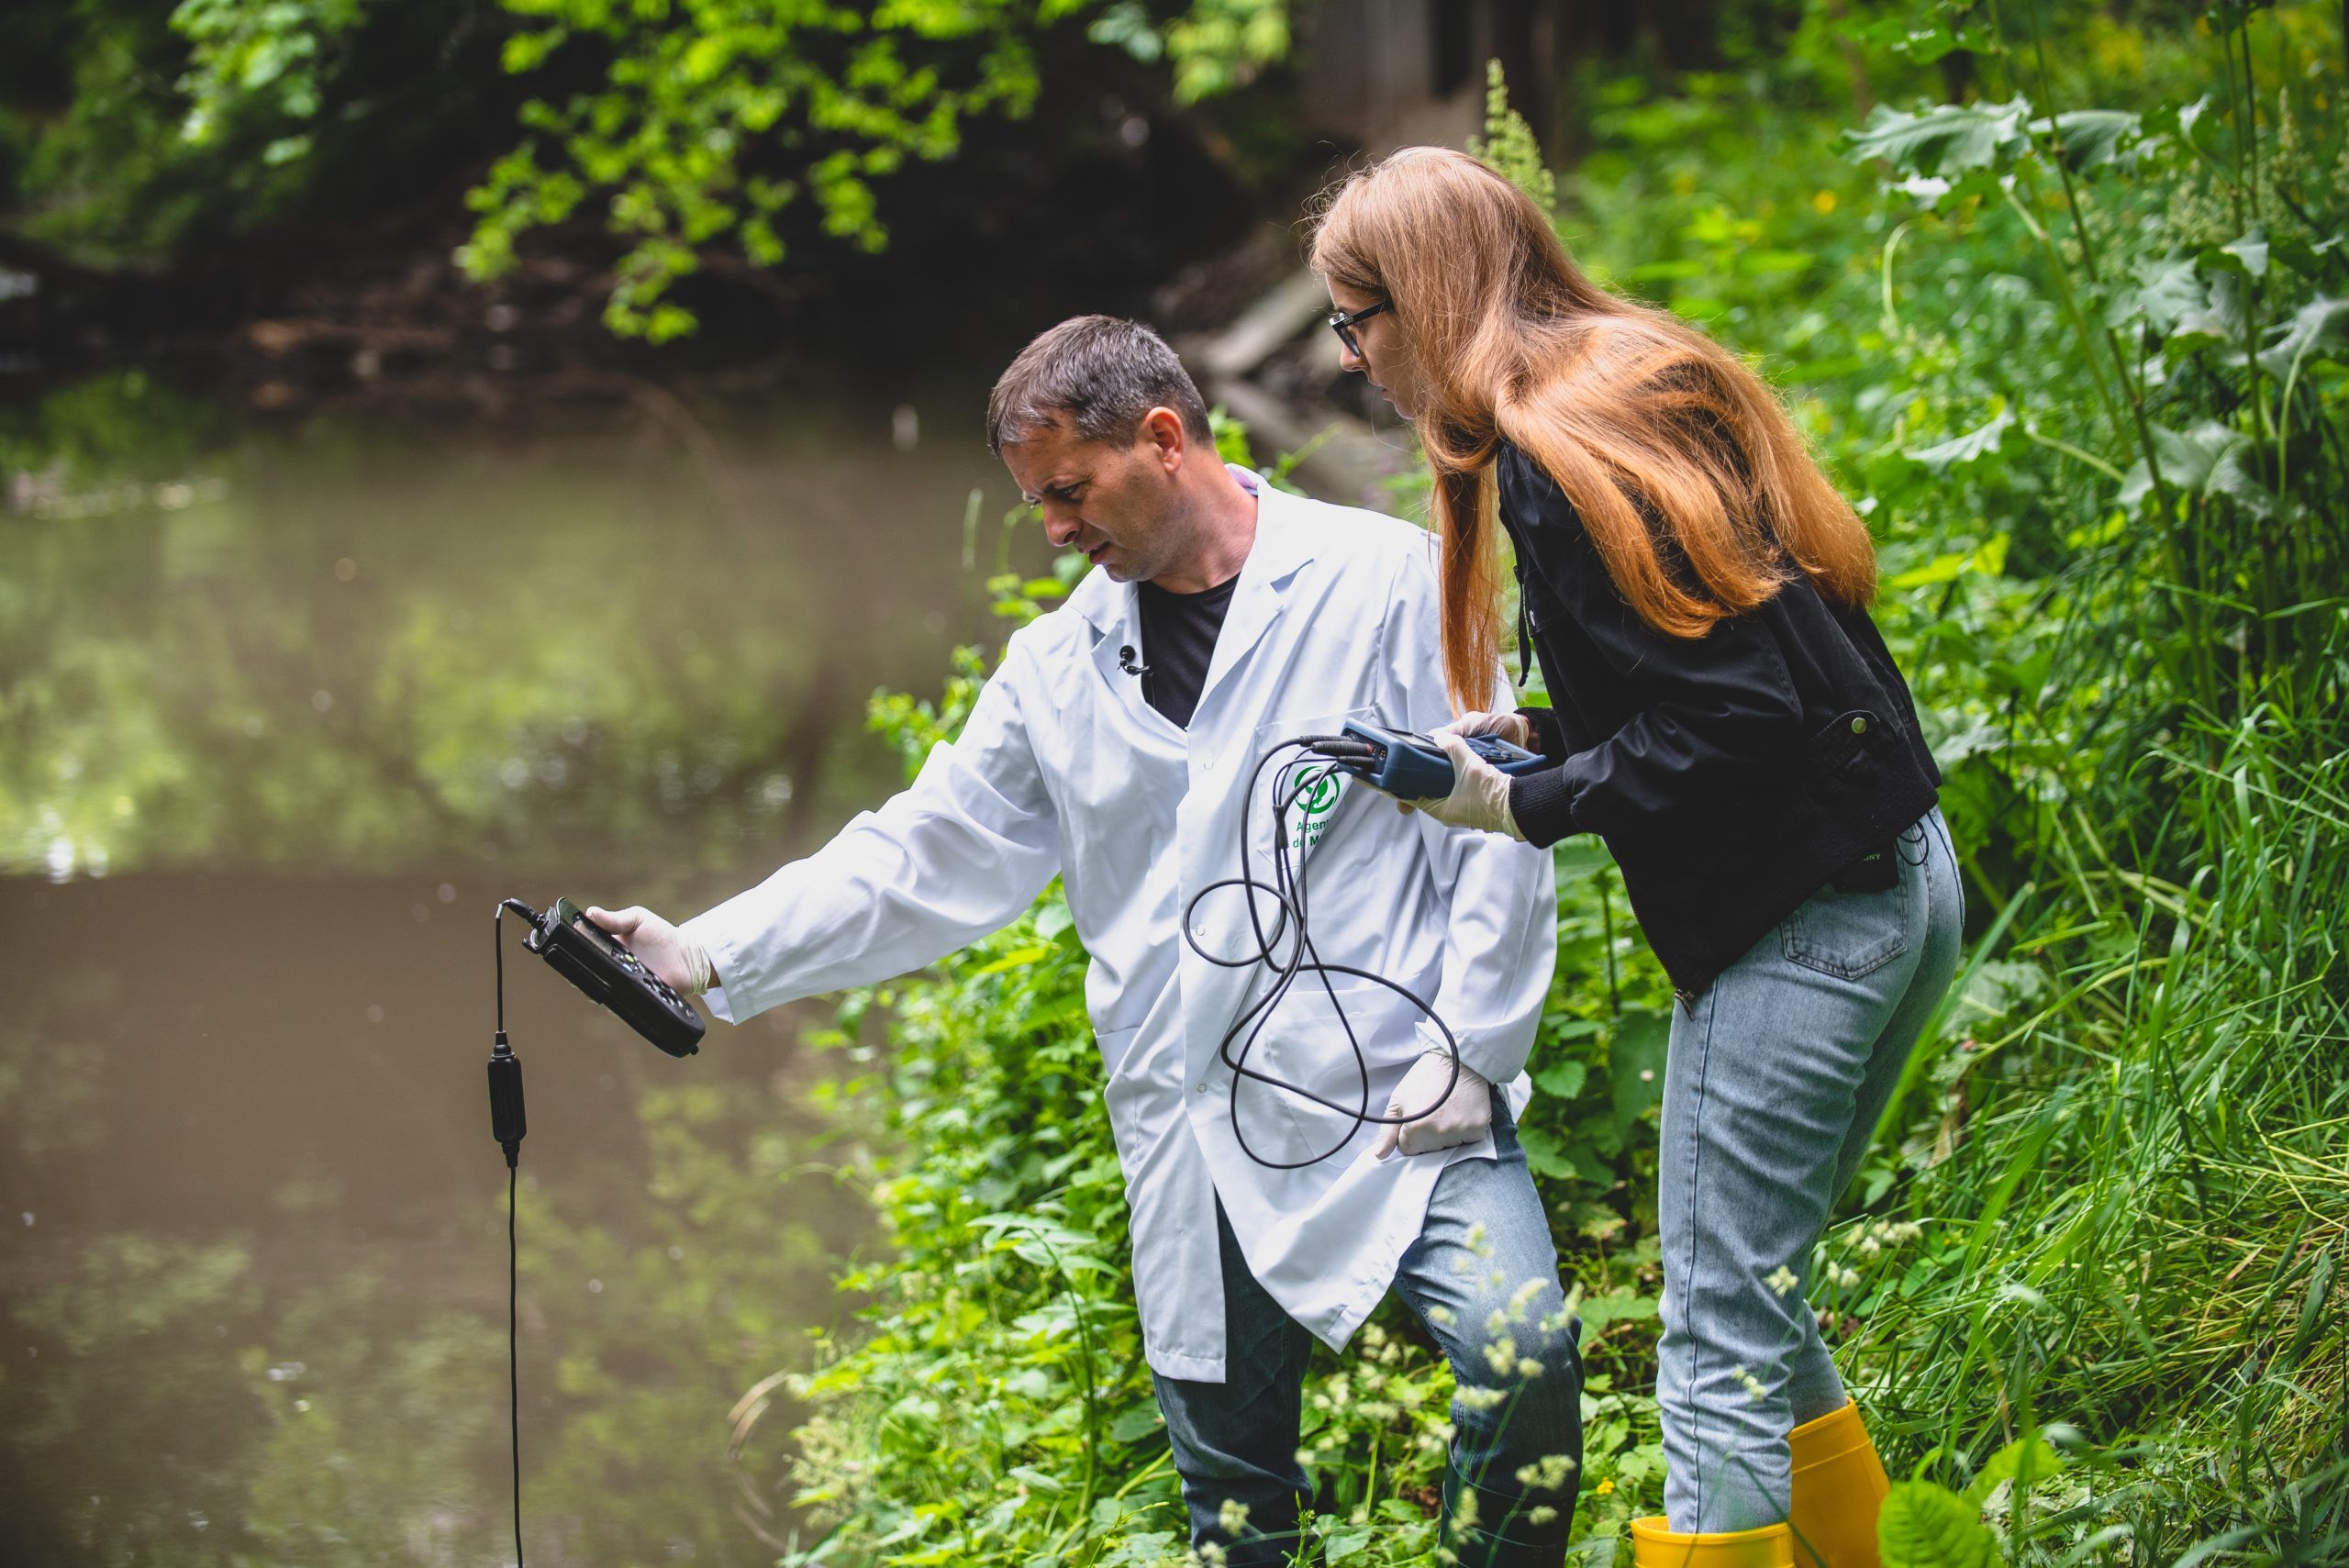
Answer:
[{"left": 0, "top": 372, "right": 1051, "bottom": 1564}]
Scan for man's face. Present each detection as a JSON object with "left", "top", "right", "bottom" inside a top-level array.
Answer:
[{"left": 1000, "top": 413, "right": 1187, "bottom": 584}]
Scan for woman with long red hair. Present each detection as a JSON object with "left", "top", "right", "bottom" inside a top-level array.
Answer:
[{"left": 1310, "top": 147, "right": 1963, "bottom": 1567}]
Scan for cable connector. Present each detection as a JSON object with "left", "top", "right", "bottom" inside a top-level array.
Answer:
[{"left": 488, "top": 1035, "right": 526, "bottom": 1168}]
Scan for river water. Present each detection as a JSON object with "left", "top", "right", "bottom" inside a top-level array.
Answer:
[{"left": 0, "top": 369, "right": 1053, "bottom": 1564}]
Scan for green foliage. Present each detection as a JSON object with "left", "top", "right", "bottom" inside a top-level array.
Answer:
[
  {"left": 3, "top": 0, "right": 1296, "bottom": 320},
  {"left": 1156, "top": 0, "right": 1289, "bottom": 103},
  {"left": 170, "top": 0, "right": 364, "bottom": 160},
  {"left": 1565, "top": 5, "right": 2349, "bottom": 1561},
  {"left": 459, "top": 0, "right": 1295, "bottom": 338},
  {"left": 459, "top": 0, "right": 1063, "bottom": 340},
  {"left": 3, "top": 2, "right": 289, "bottom": 263},
  {"left": 1875, "top": 1430, "right": 2074, "bottom": 1562},
  {"left": 1085, "top": 0, "right": 1289, "bottom": 102},
  {"left": 770, "top": 5, "right": 2349, "bottom": 1562},
  {"left": 2, "top": 0, "right": 507, "bottom": 267},
  {"left": 1467, "top": 60, "right": 1555, "bottom": 215},
  {"left": 1880, "top": 1480, "right": 2001, "bottom": 1567}
]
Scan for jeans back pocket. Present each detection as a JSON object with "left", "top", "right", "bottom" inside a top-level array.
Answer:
[{"left": 1779, "top": 879, "right": 1912, "bottom": 981}]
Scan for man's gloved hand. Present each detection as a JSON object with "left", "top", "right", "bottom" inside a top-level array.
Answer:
[
  {"left": 1373, "top": 1049, "right": 1494, "bottom": 1160},
  {"left": 1394, "top": 730, "right": 1525, "bottom": 840},
  {"left": 584, "top": 906, "right": 716, "bottom": 996},
  {"left": 1438, "top": 710, "right": 1533, "bottom": 750}
]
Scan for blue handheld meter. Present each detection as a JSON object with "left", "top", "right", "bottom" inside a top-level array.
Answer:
[{"left": 1312, "top": 719, "right": 1545, "bottom": 800}]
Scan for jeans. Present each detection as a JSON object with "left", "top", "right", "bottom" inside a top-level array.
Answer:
[
  {"left": 1152, "top": 1097, "right": 1584, "bottom": 1566},
  {"left": 1657, "top": 807, "right": 1964, "bottom": 1531}
]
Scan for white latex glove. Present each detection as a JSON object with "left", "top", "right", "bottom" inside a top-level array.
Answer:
[
  {"left": 1437, "top": 710, "right": 1533, "bottom": 750},
  {"left": 1373, "top": 1049, "right": 1494, "bottom": 1160},
  {"left": 1395, "top": 730, "right": 1525, "bottom": 840},
  {"left": 584, "top": 905, "right": 716, "bottom": 996}
]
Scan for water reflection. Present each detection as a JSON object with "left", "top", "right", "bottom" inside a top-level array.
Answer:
[
  {"left": 2, "top": 369, "right": 1052, "bottom": 881},
  {"left": 0, "top": 371, "right": 1047, "bottom": 1563}
]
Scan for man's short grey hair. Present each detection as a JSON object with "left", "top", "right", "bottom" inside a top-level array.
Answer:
[{"left": 986, "top": 316, "right": 1215, "bottom": 457}]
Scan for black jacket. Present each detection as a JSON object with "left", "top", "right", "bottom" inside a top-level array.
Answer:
[{"left": 1494, "top": 440, "right": 1942, "bottom": 999}]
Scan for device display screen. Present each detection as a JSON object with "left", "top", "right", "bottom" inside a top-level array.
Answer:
[{"left": 571, "top": 912, "right": 628, "bottom": 960}]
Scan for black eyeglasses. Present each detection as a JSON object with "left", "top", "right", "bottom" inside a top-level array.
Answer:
[{"left": 1326, "top": 299, "right": 1393, "bottom": 357}]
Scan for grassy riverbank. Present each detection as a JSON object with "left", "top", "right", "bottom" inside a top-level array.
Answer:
[{"left": 760, "top": 7, "right": 2347, "bottom": 1563}]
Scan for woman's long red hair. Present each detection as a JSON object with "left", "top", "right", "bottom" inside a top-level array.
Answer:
[{"left": 1309, "top": 147, "right": 1878, "bottom": 713}]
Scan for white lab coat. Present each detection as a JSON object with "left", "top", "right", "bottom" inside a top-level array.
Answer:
[{"left": 684, "top": 475, "right": 1556, "bottom": 1382}]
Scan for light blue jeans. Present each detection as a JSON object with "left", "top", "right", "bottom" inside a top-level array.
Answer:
[
  {"left": 1658, "top": 808, "right": 1964, "bottom": 1532},
  {"left": 1152, "top": 1095, "right": 1584, "bottom": 1567}
]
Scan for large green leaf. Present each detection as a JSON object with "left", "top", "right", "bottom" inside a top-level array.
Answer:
[
  {"left": 1887, "top": 535, "right": 2009, "bottom": 591},
  {"left": 1575, "top": 1286, "right": 1661, "bottom": 1339},
  {"left": 1878, "top": 1482, "right": 1999, "bottom": 1568},
  {"left": 1837, "top": 12, "right": 1997, "bottom": 64},
  {"left": 1842, "top": 98, "right": 2031, "bottom": 177},
  {"left": 2108, "top": 255, "right": 2205, "bottom": 336},
  {"left": 2259, "top": 297, "right": 2349, "bottom": 383},
  {"left": 1905, "top": 409, "right": 2015, "bottom": 471},
  {"left": 2201, "top": 0, "right": 2279, "bottom": 39},
  {"left": 2206, "top": 226, "right": 2272, "bottom": 280},
  {"left": 1519, "top": 1123, "right": 1609, "bottom": 1185},
  {"left": 1107, "top": 1403, "right": 1166, "bottom": 1444},
  {"left": 2168, "top": 270, "right": 2252, "bottom": 360},
  {"left": 1533, "top": 1058, "right": 1589, "bottom": 1099},
  {"left": 2118, "top": 422, "right": 2277, "bottom": 518},
  {"left": 2035, "top": 108, "right": 2142, "bottom": 171},
  {"left": 1517, "top": 1123, "right": 1575, "bottom": 1179}
]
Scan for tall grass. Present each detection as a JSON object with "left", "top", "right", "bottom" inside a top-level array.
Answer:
[
  {"left": 1847, "top": 699, "right": 2349, "bottom": 1560},
  {"left": 1814, "top": 2, "right": 2349, "bottom": 1552}
]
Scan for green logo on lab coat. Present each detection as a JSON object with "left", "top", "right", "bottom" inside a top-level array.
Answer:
[{"left": 1291, "top": 770, "right": 1345, "bottom": 853}]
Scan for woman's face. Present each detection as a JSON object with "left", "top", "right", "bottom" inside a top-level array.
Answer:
[{"left": 1328, "top": 278, "right": 1424, "bottom": 420}]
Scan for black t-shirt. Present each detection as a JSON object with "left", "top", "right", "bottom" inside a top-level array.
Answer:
[{"left": 1136, "top": 573, "right": 1239, "bottom": 729}]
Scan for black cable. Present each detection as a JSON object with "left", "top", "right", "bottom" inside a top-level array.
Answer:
[
  {"left": 1181, "top": 739, "right": 1464, "bottom": 1169},
  {"left": 508, "top": 1161, "right": 522, "bottom": 1568},
  {"left": 489, "top": 899, "right": 537, "bottom": 1568},
  {"left": 495, "top": 897, "right": 539, "bottom": 1041}
]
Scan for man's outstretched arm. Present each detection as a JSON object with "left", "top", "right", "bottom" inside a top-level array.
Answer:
[{"left": 596, "top": 646, "right": 1063, "bottom": 1025}]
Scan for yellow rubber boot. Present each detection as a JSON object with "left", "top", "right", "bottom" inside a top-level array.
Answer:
[
  {"left": 1787, "top": 1402, "right": 1891, "bottom": 1568},
  {"left": 1630, "top": 1516, "right": 1794, "bottom": 1567}
]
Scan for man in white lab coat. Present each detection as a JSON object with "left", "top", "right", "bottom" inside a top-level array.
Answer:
[{"left": 591, "top": 317, "right": 1581, "bottom": 1565}]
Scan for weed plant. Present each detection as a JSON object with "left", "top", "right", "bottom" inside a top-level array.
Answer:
[{"left": 756, "top": 5, "right": 2344, "bottom": 1562}]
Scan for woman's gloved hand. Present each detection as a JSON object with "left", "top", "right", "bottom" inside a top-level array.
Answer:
[
  {"left": 584, "top": 905, "right": 716, "bottom": 995},
  {"left": 1395, "top": 730, "right": 1525, "bottom": 839},
  {"left": 1373, "top": 1049, "right": 1494, "bottom": 1160},
  {"left": 1438, "top": 710, "right": 1533, "bottom": 750}
]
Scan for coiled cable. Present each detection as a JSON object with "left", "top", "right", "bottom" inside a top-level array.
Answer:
[{"left": 1180, "top": 738, "right": 1463, "bottom": 1170}]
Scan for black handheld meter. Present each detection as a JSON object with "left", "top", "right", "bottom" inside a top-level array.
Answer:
[
  {"left": 1311, "top": 719, "right": 1545, "bottom": 800},
  {"left": 520, "top": 897, "right": 705, "bottom": 1058}
]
